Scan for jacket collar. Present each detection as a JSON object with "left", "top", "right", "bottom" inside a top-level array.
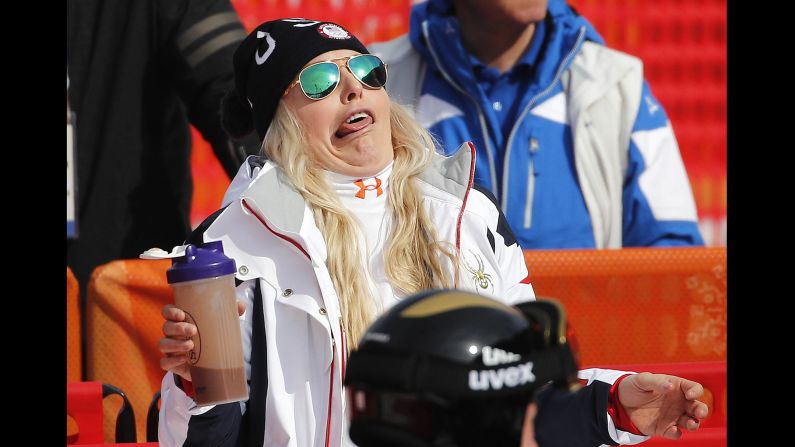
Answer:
[
  {"left": 240, "top": 164, "right": 306, "bottom": 236},
  {"left": 417, "top": 142, "right": 474, "bottom": 203}
]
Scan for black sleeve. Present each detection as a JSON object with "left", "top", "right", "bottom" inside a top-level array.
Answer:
[
  {"left": 157, "top": 0, "right": 260, "bottom": 179},
  {"left": 183, "top": 402, "right": 243, "bottom": 447},
  {"left": 534, "top": 383, "right": 619, "bottom": 447}
]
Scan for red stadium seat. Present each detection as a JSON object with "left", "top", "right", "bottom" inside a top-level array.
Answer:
[
  {"left": 67, "top": 381, "right": 137, "bottom": 444},
  {"left": 67, "top": 267, "right": 82, "bottom": 441}
]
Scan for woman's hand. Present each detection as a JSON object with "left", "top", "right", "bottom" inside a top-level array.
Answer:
[
  {"left": 619, "top": 372, "right": 709, "bottom": 439},
  {"left": 158, "top": 302, "right": 247, "bottom": 382},
  {"left": 159, "top": 304, "right": 197, "bottom": 381}
]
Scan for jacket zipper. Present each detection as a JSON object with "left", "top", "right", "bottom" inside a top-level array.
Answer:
[
  {"left": 501, "top": 26, "right": 587, "bottom": 213},
  {"left": 524, "top": 137, "right": 539, "bottom": 229},
  {"left": 423, "top": 20, "right": 499, "bottom": 198}
]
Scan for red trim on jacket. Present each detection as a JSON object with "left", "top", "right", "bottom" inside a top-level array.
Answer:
[
  {"left": 242, "top": 199, "right": 310, "bottom": 259},
  {"left": 608, "top": 374, "right": 644, "bottom": 435},
  {"left": 455, "top": 142, "right": 477, "bottom": 286}
]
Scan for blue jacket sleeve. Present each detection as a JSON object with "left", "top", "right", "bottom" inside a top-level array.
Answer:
[{"left": 622, "top": 80, "right": 704, "bottom": 247}]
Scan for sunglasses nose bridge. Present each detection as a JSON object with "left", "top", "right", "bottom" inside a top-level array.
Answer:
[{"left": 338, "top": 64, "right": 364, "bottom": 101}]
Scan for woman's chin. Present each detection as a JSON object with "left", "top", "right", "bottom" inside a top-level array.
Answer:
[{"left": 328, "top": 159, "right": 389, "bottom": 177}]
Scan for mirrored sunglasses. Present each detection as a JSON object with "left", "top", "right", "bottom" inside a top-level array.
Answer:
[{"left": 284, "top": 54, "right": 388, "bottom": 100}]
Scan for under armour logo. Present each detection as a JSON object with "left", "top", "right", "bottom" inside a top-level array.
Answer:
[
  {"left": 255, "top": 31, "right": 276, "bottom": 65},
  {"left": 354, "top": 177, "right": 383, "bottom": 199}
]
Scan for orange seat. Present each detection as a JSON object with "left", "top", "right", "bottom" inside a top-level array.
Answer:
[
  {"left": 524, "top": 247, "right": 726, "bottom": 366},
  {"left": 67, "top": 266, "right": 81, "bottom": 383},
  {"left": 86, "top": 259, "right": 173, "bottom": 443}
]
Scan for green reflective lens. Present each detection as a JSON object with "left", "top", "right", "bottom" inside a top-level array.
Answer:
[
  {"left": 296, "top": 55, "right": 387, "bottom": 100},
  {"left": 299, "top": 62, "right": 340, "bottom": 99},
  {"left": 348, "top": 55, "right": 388, "bottom": 88}
]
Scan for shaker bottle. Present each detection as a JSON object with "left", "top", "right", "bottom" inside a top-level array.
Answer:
[{"left": 165, "top": 241, "right": 249, "bottom": 406}]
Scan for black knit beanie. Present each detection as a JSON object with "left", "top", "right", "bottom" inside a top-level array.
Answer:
[{"left": 221, "top": 19, "right": 369, "bottom": 141}]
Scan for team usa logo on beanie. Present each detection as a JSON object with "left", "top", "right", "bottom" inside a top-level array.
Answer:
[{"left": 317, "top": 23, "right": 351, "bottom": 39}]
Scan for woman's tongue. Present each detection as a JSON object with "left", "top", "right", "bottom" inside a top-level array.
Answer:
[{"left": 335, "top": 115, "right": 373, "bottom": 138}]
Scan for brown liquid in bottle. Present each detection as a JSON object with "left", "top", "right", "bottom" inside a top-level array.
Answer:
[
  {"left": 190, "top": 366, "right": 248, "bottom": 405},
  {"left": 172, "top": 274, "right": 249, "bottom": 406}
]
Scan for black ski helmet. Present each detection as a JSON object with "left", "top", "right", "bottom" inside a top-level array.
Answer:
[{"left": 345, "top": 290, "right": 580, "bottom": 447}]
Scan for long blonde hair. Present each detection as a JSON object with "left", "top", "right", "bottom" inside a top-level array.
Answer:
[{"left": 261, "top": 100, "right": 456, "bottom": 350}]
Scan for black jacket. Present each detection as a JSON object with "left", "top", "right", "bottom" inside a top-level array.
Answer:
[{"left": 66, "top": 0, "right": 258, "bottom": 289}]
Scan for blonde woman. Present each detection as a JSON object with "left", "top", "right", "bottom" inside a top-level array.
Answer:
[{"left": 157, "top": 19, "right": 706, "bottom": 447}]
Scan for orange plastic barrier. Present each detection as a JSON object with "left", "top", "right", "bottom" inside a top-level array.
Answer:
[
  {"left": 67, "top": 267, "right": 81, "bottom": 383},
  {"left": 85, "top": 248, "right": 727, "bottom": 441},
  {"left": 525, "top": 247, "right": 726, "bottom": 366},
  {"left": 86, "top": 260, "right": 173, "bottom": 443}
]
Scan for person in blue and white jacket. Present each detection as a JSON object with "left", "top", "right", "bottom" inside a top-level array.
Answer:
[
  {"left": 369, "top": 0, "right": 704, "bottom": 249},
  {"left": 156, "top": 18, "right": 707, "bottom": 447}
]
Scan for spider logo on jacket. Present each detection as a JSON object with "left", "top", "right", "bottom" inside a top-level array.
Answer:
[{"left": 463, "top": 250, "right": 493, "bottom": 292}]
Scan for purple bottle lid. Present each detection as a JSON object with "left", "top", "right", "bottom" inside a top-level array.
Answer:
[{"left": 166, "top": 241, "right": 237, "bottom": 284}]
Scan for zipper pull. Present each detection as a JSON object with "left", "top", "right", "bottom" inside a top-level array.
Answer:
[{"left": 524, "top": 137, "right": 539, "bottom": 229}]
